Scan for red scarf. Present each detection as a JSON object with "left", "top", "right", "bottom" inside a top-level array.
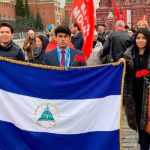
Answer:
[{"left": 115, "top": 27, "right": 126, "bottom": 32}]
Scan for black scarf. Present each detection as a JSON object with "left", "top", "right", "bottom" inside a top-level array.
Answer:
[
  {"left": 134, "top": 51, "right": 148, "bottom": 71},
  {"left": 32, "top": 46, "right": 43, "bottom": 58}
]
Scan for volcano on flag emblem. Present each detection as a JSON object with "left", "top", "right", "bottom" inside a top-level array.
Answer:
[
  {"left": 38, "top": 105, "right": 55, "bottom": 121},
  {"left": 35, "top": 104, "right": 59, "bottom": 128}
]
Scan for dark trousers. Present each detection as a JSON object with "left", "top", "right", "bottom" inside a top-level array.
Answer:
[{"left": 138, "top": 130, "right": 150, "bottom": 150}]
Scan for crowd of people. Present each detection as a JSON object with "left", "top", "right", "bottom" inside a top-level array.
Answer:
[{"left": 0, "top": 19, "right": 150, "bottom": 149}]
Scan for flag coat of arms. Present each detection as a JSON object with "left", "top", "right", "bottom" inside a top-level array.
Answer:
[{"left": 0, "top": 58, "right": 125, "bottom": 150}]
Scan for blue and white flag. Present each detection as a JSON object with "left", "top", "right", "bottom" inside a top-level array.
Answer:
[{"left": 0, "top": 58, "right": 125, "bottom": 150}]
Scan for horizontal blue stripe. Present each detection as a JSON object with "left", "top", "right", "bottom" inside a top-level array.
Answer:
[
  {"left": 0, "top": 60, "right": 124, "bottom": 99},
  {"left": 0, "top": 121, "right": 120, "bottom": 150}
]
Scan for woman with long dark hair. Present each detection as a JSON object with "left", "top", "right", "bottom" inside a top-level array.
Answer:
[
  {"left": 32, "top": 35, "right": 49, "bottom": 64},
  {"left": 124, "top": 28, "right": 150, "bottom": 150}
]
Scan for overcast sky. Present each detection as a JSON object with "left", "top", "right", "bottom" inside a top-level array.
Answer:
[{"left": 58, "top": 0, "right": 99, "bottom": 9}]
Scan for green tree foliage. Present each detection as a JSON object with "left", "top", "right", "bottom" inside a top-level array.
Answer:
[
  {"left": 16, "top": 0, "right": 24, "bottom": 17},
  {"left": 15, "top": 0, "right": 36, "bottom": 31},
  {"left": 14, "top": 0, "right": 44, "bottom": 31},
  {"left": 25, "top": 15, "right": 35, "bottom": 29},
  {"left": 24, "top": 0, "right": 30, "bottom": 18},
  {"left": 35, "top": 12, "right": 43, "bottom": 30}
]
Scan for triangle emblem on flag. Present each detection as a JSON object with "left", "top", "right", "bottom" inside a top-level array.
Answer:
[{"left": 38, "top": 106, "right": 55, "bottom": 122}]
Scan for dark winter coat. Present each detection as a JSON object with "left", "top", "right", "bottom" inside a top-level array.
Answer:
[
  {"left": 97, "top": 31, "right": 106, "bottom": 45},
  {"left": 32, "top": 35, "right": 49, "bottom": 64},
  {"left": 103, "top": 31, "right": 132, "bottom": 62},
  {"left": 124, "top": 46, "right": 150, "bottom": 131},
  {"left": 71, "top": 32, "right": 84, "bottom": 50},
  {"left": 0, "top": 41, "right": 25, "bottom": 61},
  {"left": 32, "top": 47, "right": 45, "bottom": 64}
]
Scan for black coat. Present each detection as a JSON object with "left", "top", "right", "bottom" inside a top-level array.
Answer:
[
  {"left": 0, "top": 41, "right": 25, "bottom": 61},
  {"left": 71, "top": 32, "right": 84, "bottom": 50},
  {"left": 97, "top": 31, "right": 106, "bottom": 45},
  {"left": 103, "top": 31, "right": 132, "bottom": 62},
  {"left": 32, "top": 47, "right": 45, "bottom": 64},
  {"left": 124, "top": 46, "right": 150, "bottom": 130}
]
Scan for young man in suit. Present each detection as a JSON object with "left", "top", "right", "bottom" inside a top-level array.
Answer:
[{"left": 43, "top": 26, "right": 86, "bottom": 67}]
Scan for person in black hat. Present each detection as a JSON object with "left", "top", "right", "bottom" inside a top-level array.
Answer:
[{"left": 97, "top": 24, "right": 106, "bottom": 45}]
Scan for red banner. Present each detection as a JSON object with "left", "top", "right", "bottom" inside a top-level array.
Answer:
[
  {"left": 112, "top": 0, "right": 121, "bottom": 20},
  {"left": 72, "top": 0, "right": 95, "bottom": 59},
  {"left": 122, "top": 9, "right": 127, "bottom": 24},
  {"left": 143, "top": 15, "right": 147, "bottom": 21}
]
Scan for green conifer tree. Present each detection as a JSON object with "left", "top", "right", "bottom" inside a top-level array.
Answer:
[
  {"left": 35, "top": 12, "right": 43, "bottom": 30},
  {"left": 16, "top": 0, "right": 24, "bottom": 17},
  {"left": 24, "top": 0, "right": 30, "bottom": 18}
]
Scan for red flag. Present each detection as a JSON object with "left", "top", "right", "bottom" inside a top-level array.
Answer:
[
  {"left": 72, "top": 0, "right": 95, "bottom": 59},
  {"left": 122, "top": 9, "right": 127, "bottom": 24},
  {"left": 112, "top": 0, "right": 121, "bottom": 20},
  {"left": 143, "top": 15, "right": 146, "bottom": 21}
]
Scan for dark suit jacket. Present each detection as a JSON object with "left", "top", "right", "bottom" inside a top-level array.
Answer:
[
  {"left": 71, "top": 32, "right": 84, "bottom": 50},
  {"left": 43, "top": 48, "right": 87, "bottom": 67}
]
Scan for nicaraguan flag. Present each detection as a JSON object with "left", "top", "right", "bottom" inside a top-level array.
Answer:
[{"left": 0, "top": 59, "right": 125, "bottom": 150}]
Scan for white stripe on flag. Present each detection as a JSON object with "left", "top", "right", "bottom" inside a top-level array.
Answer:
[{"left": 0, "top": 89, "right": 121, "bottom": 134}]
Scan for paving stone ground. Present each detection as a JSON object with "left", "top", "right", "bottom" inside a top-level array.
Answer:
[{"left": 122, "top": 108, "right": 140, "bottom": 150}]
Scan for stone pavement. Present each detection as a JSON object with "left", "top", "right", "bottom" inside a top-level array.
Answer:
[{"left": 122, "top": 108, "right": 140, "bottom": 150}]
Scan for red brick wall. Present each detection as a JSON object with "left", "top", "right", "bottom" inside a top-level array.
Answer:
[
  {"left": 29, "top": 2, "right": 56, "bottom": 29},
  {"left": 29, "top": 1, "right": 64, "bottom": 29},
  {"left": 0, "top": 2, "right": 16, "bottom": 20},
  {"left": 0, "top": 0, "right": 64, "bottom": 29},
  {"left": 64, "top": 3, "right": 72, "bottom": 23}
]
